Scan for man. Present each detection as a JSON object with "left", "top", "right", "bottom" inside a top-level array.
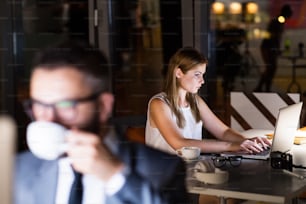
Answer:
[{"left": 14, "top": 40, "right": 189, "bottom": 204}]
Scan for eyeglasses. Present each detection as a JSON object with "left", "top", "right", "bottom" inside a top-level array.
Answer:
[
  {"left": 211, "top": 155, "right": 242, "bottom": 167},
  {"left": 23, "top": 92, "right": 100, "bottom": 121}
]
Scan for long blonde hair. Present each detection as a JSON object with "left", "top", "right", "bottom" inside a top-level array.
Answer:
[{"left": 163, "top": 47, "right": 208, "bottom": 128}]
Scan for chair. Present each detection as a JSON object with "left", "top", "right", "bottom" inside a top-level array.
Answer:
[
  {"left": 229, "top": 92, "right": 300, "bottom": 132},
  {"left": 125, "top": 126, "right": 145, "bottom": 144},
  {"left": 112, "top": 115, "right": 146, "bottom": 143}
]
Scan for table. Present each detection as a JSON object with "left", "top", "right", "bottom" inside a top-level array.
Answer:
[
  {"left": 280, "top": 55, "right": 306, "bottom": 93},
  {"left": 186, "top": 156, "right": 306, "bottom": 204}
]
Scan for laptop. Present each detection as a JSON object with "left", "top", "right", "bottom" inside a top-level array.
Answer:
[
  {"left": 221, "top": 102, "right": 303, "bottom": 160},
  {"left": 0, "top": 115, "right": 17, "bottom": 204}
]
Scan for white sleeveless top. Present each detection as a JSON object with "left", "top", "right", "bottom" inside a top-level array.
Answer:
[{"left": 145, "top": 92, "right": 203, "bottom": 154}]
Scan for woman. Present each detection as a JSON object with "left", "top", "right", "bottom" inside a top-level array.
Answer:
[{"left": 145, "top": 47, "right": 271, "bottom": 155}]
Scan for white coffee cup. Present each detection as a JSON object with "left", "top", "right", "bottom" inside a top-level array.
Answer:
[
  {"left": 26, "top": 121, "right": 69, "bottom": 160},
  {"left": 176, "top": 146, "right": 201, "bottom": 160}
]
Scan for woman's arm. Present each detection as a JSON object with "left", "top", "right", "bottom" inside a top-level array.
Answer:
[{"left": 196, "top": 95, "right": 271, "bottom": 152}]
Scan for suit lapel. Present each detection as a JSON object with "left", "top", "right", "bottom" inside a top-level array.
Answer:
[{"left": 33, "top": 160, "right": 58, "bottom": 204}]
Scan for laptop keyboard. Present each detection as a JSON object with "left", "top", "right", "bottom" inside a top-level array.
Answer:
[
  {"left": 251, "top": 147, "right": 270, "bottom": 156},
  {"left": 250, "top": 147, "right": 271, "bottom": 156},
  {"left": 220, "top": 146, "right": 271, "bottom": 160}
]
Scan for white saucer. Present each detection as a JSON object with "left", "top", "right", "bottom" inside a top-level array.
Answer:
[{"left": 183, "top": 157, "right": 200, "bottom": 162}]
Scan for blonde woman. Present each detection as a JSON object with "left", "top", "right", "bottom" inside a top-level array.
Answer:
[{"left": 145, "top": 47, "right": 271, "bottom": 155}]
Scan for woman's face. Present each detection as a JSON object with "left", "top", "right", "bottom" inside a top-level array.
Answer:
[{"left": 176, "top": 64, "right": 206, "bottom": 94}]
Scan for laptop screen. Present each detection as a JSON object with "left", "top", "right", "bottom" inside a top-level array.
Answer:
[
  {"left": 0, "top": 115, "right": 16, "bottom": 204},
  {"left": 271, "top": 102, "right": 303, "bottom": 153},
  {"left": 221, "top": 102, "right": 303, "bottom": 160}
]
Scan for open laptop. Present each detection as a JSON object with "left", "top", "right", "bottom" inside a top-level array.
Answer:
[
  {"left": 0, "top": 115, "right": 17, "bottom": 204},
  {"left": 221, "top": 102, "right": 303, "bottom": 160}
]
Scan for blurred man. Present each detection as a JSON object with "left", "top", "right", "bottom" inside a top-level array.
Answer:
[{"left": 14, "top": 40, "right": 189, "bottom": 204}]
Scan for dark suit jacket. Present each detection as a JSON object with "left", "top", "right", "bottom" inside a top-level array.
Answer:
[{"left": 14, "top": 135, "right": 190, "bottom": 204}]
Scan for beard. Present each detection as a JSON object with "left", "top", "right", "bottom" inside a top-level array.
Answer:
[
  {"left": 78, "top": 111, "right": 101, "bottom": 135},
  {"left": 59, "top": 108, "right": 102, "bottom": 137}
]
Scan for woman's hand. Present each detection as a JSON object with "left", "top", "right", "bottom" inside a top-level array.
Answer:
[{"left": 239, "top": 137, "right": 271, "bottom": 153}]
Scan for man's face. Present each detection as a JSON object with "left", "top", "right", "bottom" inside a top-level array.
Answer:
[{"left": 30, "top": 67, "right": 100, "bottom": 131}]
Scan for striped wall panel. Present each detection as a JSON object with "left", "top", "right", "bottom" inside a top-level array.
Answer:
[{"left": 230, "top": 92, "right": 300, "bottom": 131}]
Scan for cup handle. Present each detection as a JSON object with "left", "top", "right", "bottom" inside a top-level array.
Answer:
[
  {"left": 176, "top": 149, "right": 182, "bottom": 157},
  {"left": 59, "top": 143, "right": 68, "bottom": 153},
  {"left": 59, "top": 130, "right": 70, "bottom": 154}
]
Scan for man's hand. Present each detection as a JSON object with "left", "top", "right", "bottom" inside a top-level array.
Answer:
[{"left": 66, "top": 129, "right": 124, "bottom": 181}]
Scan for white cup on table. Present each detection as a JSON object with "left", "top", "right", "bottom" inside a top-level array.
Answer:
[{"left": 176, "top": 146, "right": 201, "bottom": 160}]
